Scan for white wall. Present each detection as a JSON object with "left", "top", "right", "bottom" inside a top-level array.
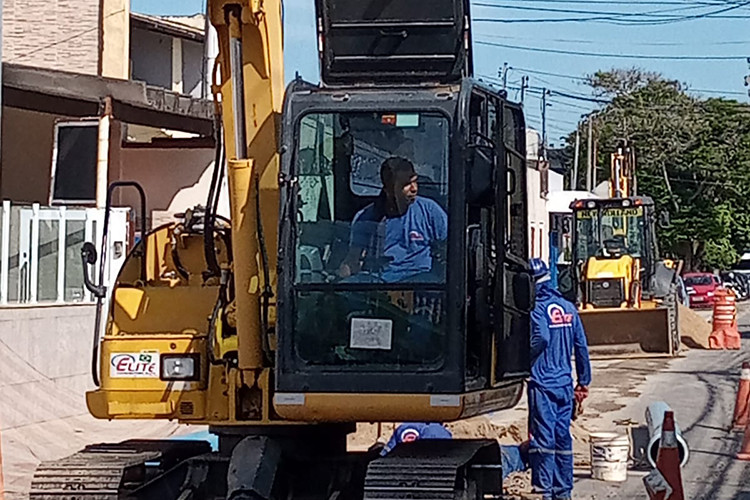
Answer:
[{"left": 527, "top": 167, "right": 548, "bottom": 262}]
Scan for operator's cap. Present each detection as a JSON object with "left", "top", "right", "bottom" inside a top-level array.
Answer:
[{"left": 529, "top": 258, "right": 550, "bottom": 281}]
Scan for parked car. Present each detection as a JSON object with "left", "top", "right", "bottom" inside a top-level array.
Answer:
[
  {"left": 683, "top": 272, "right": 723, "bottom": 308},
  {"left": 720, "top": 271, "right": 750, "bottom": 301}
]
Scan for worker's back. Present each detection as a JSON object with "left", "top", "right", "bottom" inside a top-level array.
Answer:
[{"left": 530, "top": 281, "right": 585, "bottom": 389}]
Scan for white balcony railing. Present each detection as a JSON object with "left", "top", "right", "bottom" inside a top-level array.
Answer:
[{"left": 0, "top": 202, "right": 130, "bottom": 306}]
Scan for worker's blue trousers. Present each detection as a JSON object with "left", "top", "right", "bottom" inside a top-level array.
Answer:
[{"left": 528, "top": 383, "right": 574, "bottom": 500}]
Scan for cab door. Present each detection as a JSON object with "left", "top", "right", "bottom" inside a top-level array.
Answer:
[{"left": 493, "top": 102, "right": 532, "bottom": 382}]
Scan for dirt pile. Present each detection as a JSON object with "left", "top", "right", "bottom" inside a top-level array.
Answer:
[
  {"left": 678, "top": 304, "right": 711, "bottom": 349},
  {"left": 447, "top": 417, "right": 524, "bottom": 444},
  {"left": 347, "top": 418, "right": 527, "bottom": 450}
]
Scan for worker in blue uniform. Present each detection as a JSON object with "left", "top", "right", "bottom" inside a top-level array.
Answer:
[
  {"left": 528, "top": 258, "right": 591, "bottom": 500},
  {"left": 378, "top": 423, "right": 530, "bottom": 481}
]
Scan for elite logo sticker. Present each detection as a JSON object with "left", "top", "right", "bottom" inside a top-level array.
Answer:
[
  {"left": 110, "top": 352, "right": 159, "bottom": 378},
  {"left": 547, "top": 303, "right": 573, "bottom": 328}
]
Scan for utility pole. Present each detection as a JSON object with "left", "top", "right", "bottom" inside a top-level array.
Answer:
[
  {"left": 501, "top": 62, "right": 509, "bottom": 91},
  {"left": 520, "top": 76, "right": 529, "bottom": 105},
  {"left": 586, "top": 115, "right": 593, "bottom": 192},
  {"left": 541, "top": 88, "right": 550, "bottom": 160},
  {"left": 572, "top": 126, "right": 580, "bottom": 190}
]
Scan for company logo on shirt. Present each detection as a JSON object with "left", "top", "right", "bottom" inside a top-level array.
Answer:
[
  {"left": 400, "top": 428, "right": 421, "bottom": 443},
  {"left": 547, "top": 303, "right": 573, "bottom": 328},
  {"left": 409, "top": 230, "right": 425, "bottom": 242}
]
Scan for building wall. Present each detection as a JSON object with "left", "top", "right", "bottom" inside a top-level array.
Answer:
[
  {"left": 114, "top": 144, "right": 219, "bottom": 225},
  {"left": 3, "top": 0, "right": 100, "bottom": 74},
  {"left": 131, "top": 28, "right": 174, "bottom": 89},
  {"left": 131, "top": 27, "right": 205, "bottom": 96},
  {"left": 182, "top": 38, "right": 205, "bottom": 97},
  {"left": 0, "top": 107, "right": 63, "bottom": 203},
  {"left": 527, "top": 167, "right": 549, "bottom": 262}
]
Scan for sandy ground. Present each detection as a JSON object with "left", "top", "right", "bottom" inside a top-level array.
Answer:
[
  {"left": 0, "top": 302, "right": 720, "bottom": 499},
  {"left": 0, "top": 334, "right": 193, "bottom": 500}
]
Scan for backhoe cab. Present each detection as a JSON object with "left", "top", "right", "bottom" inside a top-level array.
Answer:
[{"left": 572, "top": 197, "right": 656, "bottom": 309}]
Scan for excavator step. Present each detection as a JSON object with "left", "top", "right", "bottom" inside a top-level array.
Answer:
[
  {"left": 30, "top": 440, "right": 211, "bottom": 500},
  {"left": 363, "top": 439, "right": 502, "bottom": 500}
]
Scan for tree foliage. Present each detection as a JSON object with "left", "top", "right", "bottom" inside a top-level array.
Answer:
[{"left": 571, "top": 68, "right": 750, "bottom": 270}]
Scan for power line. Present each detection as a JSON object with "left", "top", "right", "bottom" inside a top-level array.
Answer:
[
  {"left": 507, "top": 66, "right": 589, "bottom": 82},
  {"left": 474, "top": 2, "right": 715, "bottom": 19},
  {"left": 473, "top": 0, "right": 745, "bottom": 5},
  {"left": 476, "top": 32, "right": 750, "bottom": 47},
  {"left": 473, "top": 1, "right": 750, "bottom": 24},
  {"left": 477, "top": 40, "right": 749, "bottom": 60}
]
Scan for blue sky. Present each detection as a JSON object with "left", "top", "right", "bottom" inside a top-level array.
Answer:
[{"left": 133, "top": 0, "right": 750, "bottom": 142}]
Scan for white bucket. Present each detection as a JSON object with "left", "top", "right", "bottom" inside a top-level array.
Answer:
[{"left": 590, "top": 432, "right": 630, "bottom": 482}]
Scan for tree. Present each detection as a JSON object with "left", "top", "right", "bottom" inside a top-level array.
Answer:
[{"left": 572, "top": 68, "right": 750, "bottom": 270}]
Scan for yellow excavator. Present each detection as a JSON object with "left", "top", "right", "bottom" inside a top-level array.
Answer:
[
  {"left": 30, "top": 0, "right": 535, "bottom": 497},
  {"left": 569, "top": 142, "right": 680, "bottom": 357}
]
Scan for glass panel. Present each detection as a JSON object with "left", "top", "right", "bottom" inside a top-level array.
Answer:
[
  {"left": 295, "top": 289, "right": 446, "bottom": 366},
  {"left": 65, "top": 221, "right": 86, "bottom": 302},
  {"left": 575, "top": 206, "right": 645, "bottom": 262},
  {"left": 8, "top": 207, "right": 22, "bottom": 303},
  {"left": 294, "top": 111, "right": 450, "bottom": 285},
  {"left": 38, "top": 219, "right": 59, "bottom": 302}
]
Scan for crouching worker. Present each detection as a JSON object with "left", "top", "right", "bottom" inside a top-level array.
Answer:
[{"left": 377, "top": 422, "right": 530, "bottom": 480}]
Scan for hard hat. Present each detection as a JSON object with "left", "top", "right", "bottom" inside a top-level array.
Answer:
[{"left": 529, "top": 258, "right": 550, "bottom": 280}]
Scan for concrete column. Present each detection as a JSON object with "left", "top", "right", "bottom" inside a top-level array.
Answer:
[
  {"left": 172, "top": 37, "right": 183, "bottom": 94},
  {"left": 100, "top": 0, "right": 130, "bottom": 79},
  {"left": 96, "top": 115, "right": 111, "bottom": 209}
]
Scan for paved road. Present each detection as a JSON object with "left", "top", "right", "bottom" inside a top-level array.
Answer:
[{"left": 573, "top": 307, "right": 750, "bottom": 499}]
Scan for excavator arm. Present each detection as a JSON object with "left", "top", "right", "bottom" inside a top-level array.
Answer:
[{"left": 209, "top": 0, "right": 284, "bottom": 370}]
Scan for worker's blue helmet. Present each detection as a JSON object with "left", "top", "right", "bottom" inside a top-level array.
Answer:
[{"left": 529, "top": 258, "right": 549, "bottom": 280}]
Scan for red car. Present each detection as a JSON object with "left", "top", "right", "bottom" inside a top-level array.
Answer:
[{"left": 683, "top": 272, "right": 723, "bottom": 308}]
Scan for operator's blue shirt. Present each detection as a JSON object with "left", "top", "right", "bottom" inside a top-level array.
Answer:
[
  {"left": 530, "top": 280, "right": 592, "bottom": 389},
  {"left": 350, "top": 196, "right": 448, "bottom": 282}
]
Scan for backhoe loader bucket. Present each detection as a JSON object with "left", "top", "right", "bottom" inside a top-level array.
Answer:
[{"left": 579, "top": 299, "right": 680, "bottom": 358}]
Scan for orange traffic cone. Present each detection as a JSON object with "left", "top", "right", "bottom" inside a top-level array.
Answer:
[
  {"left": 737, "top": 421, "right": 750, "bottom": 460},
  {"left": 709, "top": 289, "right": 741, "bottom": 350},
  {"left": 733, "top": 362, "right": 750, "bottom": 430},
  {"left": 655, "top": 411, "right": 685, "bottom": 500}
]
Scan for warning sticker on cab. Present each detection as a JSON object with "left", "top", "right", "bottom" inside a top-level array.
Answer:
[
  {"left": 350, "top": 318, "right": 393, "bottom": 350},
  {"left": 110, "top": 352, "right": 159, "bottom": 378}
]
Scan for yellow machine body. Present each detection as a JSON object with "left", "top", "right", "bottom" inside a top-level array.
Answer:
[{"left": 572, "top": 143, "right": 679, "bottom": 357}]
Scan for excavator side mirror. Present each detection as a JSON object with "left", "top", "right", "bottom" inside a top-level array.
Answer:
[
  {"left": 82, "top": 242, "right": 98, "bottom": 265},
  {"left": 81, "top": 242, "right": 106, "bottom": 299}
]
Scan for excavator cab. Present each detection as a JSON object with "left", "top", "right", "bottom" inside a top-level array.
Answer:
[{"left": 275, "top": 81, "right": 533, "bottom": 419}]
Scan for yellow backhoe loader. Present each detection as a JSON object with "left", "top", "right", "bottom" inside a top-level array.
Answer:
[
  {"left": 29, "top": 0, "right": 535, "bottom": 498},
  {"left": 569, "top": 142, "right": 680, "bottom": 357}
]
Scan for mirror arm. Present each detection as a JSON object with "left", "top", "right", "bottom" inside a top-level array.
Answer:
[{"left": 81, "top": 246, "right": 106, "bottom": 298}]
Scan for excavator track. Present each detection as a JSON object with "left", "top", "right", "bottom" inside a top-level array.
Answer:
[
  {"left": 364, "top": 439, "right": 502, "bottom": 500},
  {"left": 30, "top": 440, "right": 211, "bottom": 500}
]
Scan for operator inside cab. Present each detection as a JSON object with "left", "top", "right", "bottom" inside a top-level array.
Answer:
[{"left": 339, "top": 157, "right": 448, "bottom": 283}]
